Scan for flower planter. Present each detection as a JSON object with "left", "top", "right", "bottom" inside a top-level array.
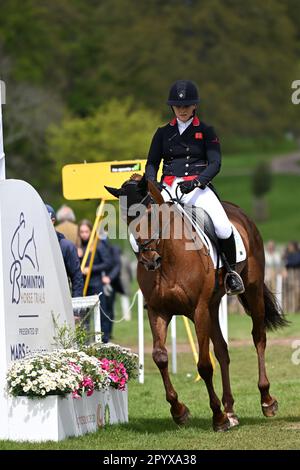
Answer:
[{"left": 7, "top": 387, "right": 128, "bottom": 442}]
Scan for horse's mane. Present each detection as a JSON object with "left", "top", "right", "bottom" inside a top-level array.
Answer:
[{"left": 129, "top": 173, "right": 143, "bottom": 182}]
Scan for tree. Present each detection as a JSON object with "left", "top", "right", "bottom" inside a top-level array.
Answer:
[
  {"left": 251, "top": 161, "right": 272, "bottom": 222},
  {"left": 47, "top": 97, "right": 162, "bottom": 178},
  {"left": 0, "top": 41, "right": 64, "bottom": 194}
]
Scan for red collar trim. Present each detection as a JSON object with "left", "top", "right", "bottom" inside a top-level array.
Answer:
[{"left": 169, "top": 116, "right": 200, "bottom": 126}]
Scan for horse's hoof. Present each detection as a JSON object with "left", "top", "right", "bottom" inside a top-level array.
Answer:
[
  {"left": 227, "top": 412, "right": 240, "bottom": 428},
  {"left": 171, "top": 406, "right": 191, "bottom": 426},
  {"left": 213, "top": 416, "right": 231, "bottom": 432},
  {"left": 262, "top": 399, "right": 278, "bottom": 417}
]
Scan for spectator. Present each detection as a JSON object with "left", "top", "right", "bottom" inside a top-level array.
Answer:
[
  {"left": 99, "top": 231, "right": 122, "bottom": 340},
  {"left": 264, "top": 240, "right": 282, "bottom": 289},
  {"left": 284, "top": 241, "right": 300, "bottom": 269},
  {"left": 78, "top": 219, "right": 112, "bottom": 342},
  {"left": 45, "top": 204, "right": 83, "bottom": 298},
  {"left": 55, "top": 204, "right": 79, "bottom": 246},
  {"left": 265, "top": 240, "right": 282, "bottom": 269}
]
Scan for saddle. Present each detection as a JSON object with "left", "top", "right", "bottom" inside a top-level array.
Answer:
[{"left": 176, "top": 204, "right": 246, "bottom": 269}]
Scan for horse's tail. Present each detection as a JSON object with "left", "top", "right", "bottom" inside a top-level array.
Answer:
[
  {"left": 262, "top": 283, "right": 289, "bottom": 331},
  {"left": 238, "top": 283, "right": 289, "bottom": 331}
]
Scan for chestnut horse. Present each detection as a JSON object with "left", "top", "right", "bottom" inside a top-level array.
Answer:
[{"left": 105, "top": 175, "right": 287, "bottom": 431}]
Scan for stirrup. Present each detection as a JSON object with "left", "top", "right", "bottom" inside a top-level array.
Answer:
[{"left": 224, "top": 271, "right": 245, "bottom": 296}]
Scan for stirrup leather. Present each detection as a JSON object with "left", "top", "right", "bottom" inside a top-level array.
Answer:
[{"left": 224, "top": 270, "right": 245, "bottom": 296}]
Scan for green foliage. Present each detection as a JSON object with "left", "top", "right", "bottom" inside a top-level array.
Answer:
[
  {"left": 47, "top": 97, "right": 161, "bottom": 173},
  {"left": 0, "top": 0, "right": 300, "bottom": 200},
  {"left": 52, "top": 313, "right": 96, "bottom": 349},
  {"left": 251, "top": 161, "right": 272, "bottom": 197}
]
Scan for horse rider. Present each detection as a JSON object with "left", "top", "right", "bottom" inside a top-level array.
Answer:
[{"left": 145, "top": 79, "right": 245, "bottom": 295}]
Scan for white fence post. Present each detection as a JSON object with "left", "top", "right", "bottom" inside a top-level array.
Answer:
[
  {"left": 171, "top": 316, "right": 177, "bottom": 374},
  {"left": 219, "top": 294, "right": 228, "bottom": 344},
  {"left": 94, "top": 297, "right": 101, "bottom": 343},
  {"left": 276, "top": 274, "right": 283, "bottom": 310},
  {"left": 138, "top": 289, "right": 144, "bottom": 384}
]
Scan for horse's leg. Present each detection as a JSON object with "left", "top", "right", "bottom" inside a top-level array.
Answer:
[
  {"left": 148, "top": 309, "right": 190, "bottom": 425},
  {"left": 239, "top": 286, "right": 278, "bottom": 417},
  {"left": 209, "top": 299, "right": 239, "bottom": 427},
  {"left": 194, "top": 303, "right": 230, "bottom": 431}
]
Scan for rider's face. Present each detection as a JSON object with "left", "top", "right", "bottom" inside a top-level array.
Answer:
[{"left": 172, "top": 104, "right": 196, "bottom": 122}]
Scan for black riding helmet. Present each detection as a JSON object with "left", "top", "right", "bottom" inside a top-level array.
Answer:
[{"left": 167, "top": 80, "right": 200, "bottom": 106}]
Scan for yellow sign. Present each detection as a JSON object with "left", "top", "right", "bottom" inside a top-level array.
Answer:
[{"left": 62, "top": 160, "right": 162, "bottom": 200}]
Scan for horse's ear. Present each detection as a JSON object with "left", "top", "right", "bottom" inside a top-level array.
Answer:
[
  {"left": 137, "top": 174, "right": 148, "bottom": 192},
  {"left": 104, "top": 186, "right": 121, "bottom": 198},
  {"left": 148, "top": 180, "right": 164, "bottom": 205}
]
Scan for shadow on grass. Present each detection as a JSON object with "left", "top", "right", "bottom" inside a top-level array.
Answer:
[
  {"left": 113, "top": 414, "right": 300, "bottom": 434},
  {"left": 115, "top": 417, "right": 211, "bottom": 433}
]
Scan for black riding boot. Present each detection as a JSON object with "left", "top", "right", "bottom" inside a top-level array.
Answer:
[{"left": 218, "top": 231, "right": 245, "bottom": 296}]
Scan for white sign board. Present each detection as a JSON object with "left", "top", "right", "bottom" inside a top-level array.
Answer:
[{"left": 0, "top": 179, "right": 74, "bottom": 439}]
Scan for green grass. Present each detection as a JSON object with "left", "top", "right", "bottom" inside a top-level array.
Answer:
[
  {"left": 222, "top": 151, "right": 275, "bottom": 173},
  {"left": 214, "top": 173, "right": 300, "bottom": 242},
  {"left": 1, "top": 313, "right": 299, "bottom": 450},
  {"left": 221, "top": 137, "right": 297, "bottom": 157},
  {"left": 111, "top": 298, "right": 300, "bottom": 349},
  {"left": 1, "top": 345, "right": 299, "bottom": 450},
  {"left": 228, "top": 312, "right": 300, "bottom": 341}
]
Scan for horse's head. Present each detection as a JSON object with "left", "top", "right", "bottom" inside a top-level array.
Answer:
[
  {"left": 105, "top": 173, "right": 148, "bottom": 216},
  {"left": 105, "top": 175, "right": 164, "bottom": 271}
]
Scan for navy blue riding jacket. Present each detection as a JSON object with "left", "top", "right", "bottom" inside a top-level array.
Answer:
[{"left": 145, "top": 116, "right": 221, "bottom": 186}]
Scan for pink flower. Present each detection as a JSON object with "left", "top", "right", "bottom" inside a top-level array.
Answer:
[
  {"left": 82, "top": 376, "right": 94, "bottom": 388},
  {"left": 68, "top": 362, "right": 81, "bottom": 374},
  {"left": 98, "top": 358, "right": 129, "bottom": 390},
  {"left": 100, "top": 358, "right": 110, "bottom": 371},
  {"left": 72, "top": 389, "right": 81, "bottom": 399},
  {"left": 81, "top": 376, "right": 94, "bottom": 397}
]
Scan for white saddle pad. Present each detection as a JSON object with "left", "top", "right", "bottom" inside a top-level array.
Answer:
[{"left": 176, "top": 204, "right": 246, "bottom": 268}]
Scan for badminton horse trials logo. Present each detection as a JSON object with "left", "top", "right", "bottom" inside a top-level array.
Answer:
[{"left": 9, "top": 212, "right": 40, "bottom": 304}]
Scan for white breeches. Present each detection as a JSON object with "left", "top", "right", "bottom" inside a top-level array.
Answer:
[{"left": 161, "top": 177, "right": 232, "bottom": 239}]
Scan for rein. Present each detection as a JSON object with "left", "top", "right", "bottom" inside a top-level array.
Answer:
[{"left": 136, "top": 185, "right": 184, "bottom": 254}]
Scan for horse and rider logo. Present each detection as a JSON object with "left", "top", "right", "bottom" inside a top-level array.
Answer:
[{"left": 9, "top": 212, "right": 39, "bottom": 304}]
